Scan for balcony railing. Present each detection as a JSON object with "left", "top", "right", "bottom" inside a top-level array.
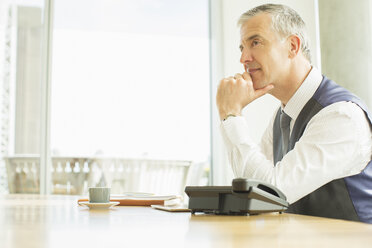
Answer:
[{"left": 4, "top": 155, "right": 197, "bottom": 195}]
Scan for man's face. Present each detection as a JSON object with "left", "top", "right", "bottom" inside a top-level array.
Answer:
[{"left": 240, "top": 13, "right": 290, "bottom": 89}]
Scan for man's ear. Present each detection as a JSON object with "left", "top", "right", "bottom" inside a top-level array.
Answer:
[{"left": 288, "top": 35, "right": 301, "bottom": 58}]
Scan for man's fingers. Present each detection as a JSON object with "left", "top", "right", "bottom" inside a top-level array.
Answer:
[
  {"left": 242, "top": 71, "right": 252, "bottom": 81},
  {"left": 254, "top": 84, "right": 274, "bottom": 98},
  {"left": 234, "top": 73, "right": 243, "bottom": 80}
]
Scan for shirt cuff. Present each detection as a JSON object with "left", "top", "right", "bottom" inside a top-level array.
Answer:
[{"left": 221, "top": 116, "right": 254, "bottom": 146}]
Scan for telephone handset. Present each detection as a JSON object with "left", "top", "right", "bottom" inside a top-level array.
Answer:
[
  {"left": 232, "top": 178, "right": 288, "bottom": 208},
  {"left": 185, "top": 178, "right": 289, "bottom": 215}
]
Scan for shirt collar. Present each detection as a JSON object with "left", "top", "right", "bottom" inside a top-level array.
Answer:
[{"left": 282, "top": 67, "right": 323, "bottom": 121}]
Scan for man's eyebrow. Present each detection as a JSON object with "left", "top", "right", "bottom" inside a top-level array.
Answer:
[{"left": 245, "top": 34, "right": 262, "bottom": 41}]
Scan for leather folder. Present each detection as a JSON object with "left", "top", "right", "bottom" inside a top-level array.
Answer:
[
  {"left": 78, "top": 194, "right": 180, "bottom": 206},
  {"left": 77, "top": 198, "right": 165, "bottom": 206}
]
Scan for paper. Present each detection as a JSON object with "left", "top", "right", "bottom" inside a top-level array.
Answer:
[{"left": 151, "top": 204, "right": 191, "bottom": 212}]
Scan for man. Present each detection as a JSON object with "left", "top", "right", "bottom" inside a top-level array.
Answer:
[{"left": 216, "top": 4, "right": 372, "bottom": 223}]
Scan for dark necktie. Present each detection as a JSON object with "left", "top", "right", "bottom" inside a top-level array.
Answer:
[{"left": 280, "top": 111, "right": 291, "bottom": 155}]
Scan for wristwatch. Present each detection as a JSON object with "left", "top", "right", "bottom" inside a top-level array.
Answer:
[{"left": 223, "top": 114, "right": 237, "bottom": 121}]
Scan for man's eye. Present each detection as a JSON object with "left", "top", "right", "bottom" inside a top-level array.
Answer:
[{"left": 252, "top": 40, "right": 260, "bottom": 47}]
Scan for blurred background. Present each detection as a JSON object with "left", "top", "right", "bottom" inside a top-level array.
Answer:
[{"left": 0, "top": 0, "right": 371, "bottom": 196}]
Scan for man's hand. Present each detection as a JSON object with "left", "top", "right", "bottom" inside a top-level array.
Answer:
[{"left": 216, "top": 72, "right": 274, "bottom": 121}]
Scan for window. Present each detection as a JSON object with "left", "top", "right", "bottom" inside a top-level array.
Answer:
[
  {"left": 51, "top": 0, "right": 210, "bottom": 162},
  {"left": 0, "top": 0, "right": 211, "bottom": 195}
]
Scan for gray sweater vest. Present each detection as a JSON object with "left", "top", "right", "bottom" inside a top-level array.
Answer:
[{"left": 273, "top": 76, "right": 372, "bottom": 223}]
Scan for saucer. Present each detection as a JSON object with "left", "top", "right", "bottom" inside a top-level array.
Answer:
[{"left": 79, "top": 201, "right": 120, "bottom": 209}]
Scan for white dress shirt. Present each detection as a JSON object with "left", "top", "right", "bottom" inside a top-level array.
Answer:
[{"left": 220, "top": 67, "right": 372, "bottom": 204}]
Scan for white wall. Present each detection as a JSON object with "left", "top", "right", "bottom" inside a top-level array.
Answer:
[
  {"left": 211, "top": 0, "right": 320, "bottom": 185},
  {"left": 318, "top": 0, "right": 372, "bottom": 109}
]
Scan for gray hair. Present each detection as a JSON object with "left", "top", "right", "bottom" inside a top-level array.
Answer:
[{"left": 238, "top": 4, "right": 311, "bottom": 63}]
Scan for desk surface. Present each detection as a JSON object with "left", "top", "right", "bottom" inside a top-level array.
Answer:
[{"left": 1, "top": 194, "right": 372, "bottom": 248}]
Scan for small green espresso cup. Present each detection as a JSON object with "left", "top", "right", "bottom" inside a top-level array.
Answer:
[{"left": 88, "top": 187, "right": 111, "bottom": 203}]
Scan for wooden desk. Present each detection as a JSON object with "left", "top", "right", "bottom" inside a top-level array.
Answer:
[{"left": 1, "top": 194, "right": 372, "bottom": 248}]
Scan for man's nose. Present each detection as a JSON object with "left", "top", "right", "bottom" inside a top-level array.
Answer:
[{"left": 240, "top": 48, "right": 253, "bottom": 64}]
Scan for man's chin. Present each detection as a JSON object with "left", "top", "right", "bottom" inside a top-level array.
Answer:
[{"left": 252, "top": 80, "right": 268, "bottom": 90}]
